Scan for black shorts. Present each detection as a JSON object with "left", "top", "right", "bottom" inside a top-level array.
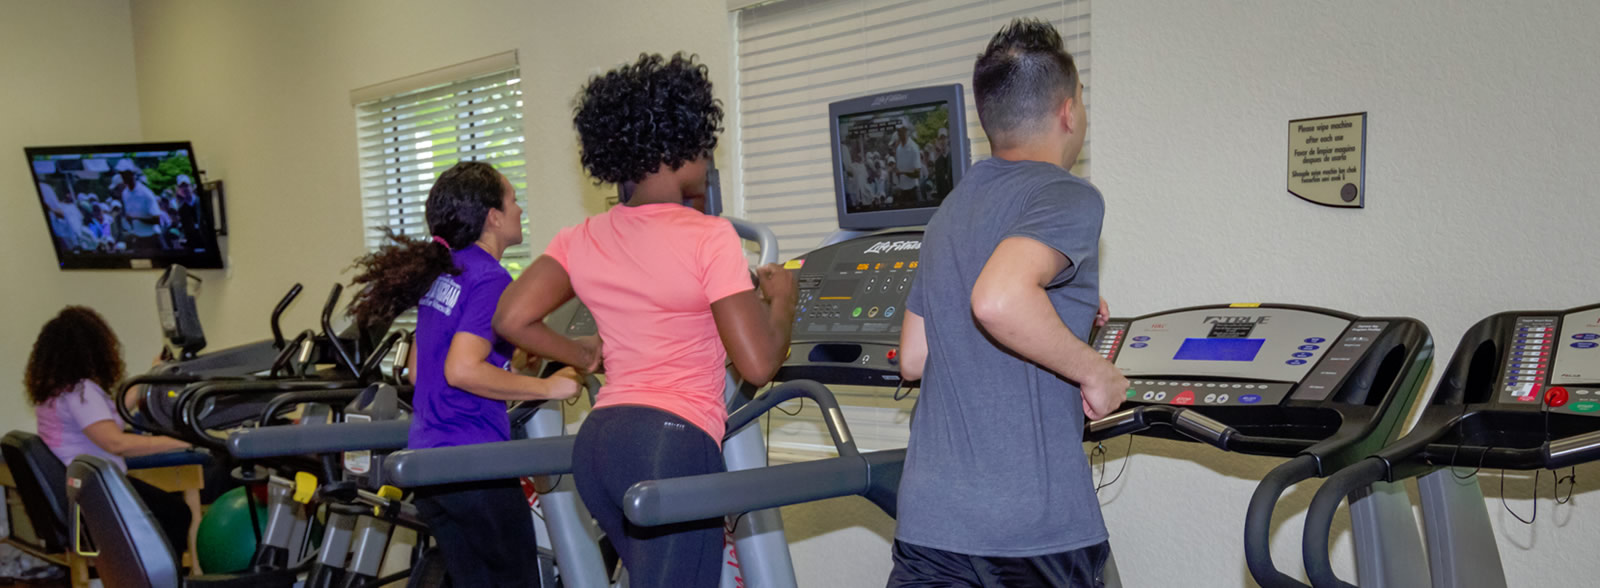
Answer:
[{"left": 887, "top": 539, "right": 1111, "bottom": 588}]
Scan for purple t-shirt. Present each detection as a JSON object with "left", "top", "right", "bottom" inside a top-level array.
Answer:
[
  {"left": 36, "top": 380, "right": 128, "bottom": 471},
  {"left": 407, "top": 244, "right": 517, "bottom": 449}
]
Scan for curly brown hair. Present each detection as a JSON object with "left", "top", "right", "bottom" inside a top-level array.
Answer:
[{"left": 25, "top": 306, "right": 126, "bottom": 405}]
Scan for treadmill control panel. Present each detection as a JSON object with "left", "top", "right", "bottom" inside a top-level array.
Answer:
[
  {"left": 1093, "top": 306, "right": 1392, "bottom": 407},
  {"left": 781, "top": 231, "right": 922, "bottom": 384},
  {"left": 1500, "top": 307, "right": 1600, "bottom": 415}
]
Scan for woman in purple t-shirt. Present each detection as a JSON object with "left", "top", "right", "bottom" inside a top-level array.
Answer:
[
  {"left": 347, "top": 161, "right": 588, "bottom": 588},
  {"left": 25, "top": 306, "right": 193, "bottom": 554}
]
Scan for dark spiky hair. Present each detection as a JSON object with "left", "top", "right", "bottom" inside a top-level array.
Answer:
[{"left": 973, "top": 18, "right": 1080, "bottom": 149}]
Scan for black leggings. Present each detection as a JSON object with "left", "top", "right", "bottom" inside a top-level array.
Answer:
[
  {"left": 572, "top": 406, "right": 725, "bottom": 588},
  {"left": 413, "top": 479, "right": 543, "bottom": 588},
  {"left": 129, "top": 477, "right": 190, "bottom": 556}
]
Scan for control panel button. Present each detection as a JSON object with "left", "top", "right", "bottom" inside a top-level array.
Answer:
[
  {"left": 1546, "top": 386, "right": 1570, "bottom": 407},
  {"left": 1292, "top": 352, "right": 1313, "bottom": 358},
  {"left": 1132, "top": 336, "right": 1150, "bottom": 342},
  {"left": 1304, "top": 337, "right": 1326, "bottom": 343},
  {"left": 1130, "top": 343, "right": 1148, "bottom": 348},
  {"left": 1573, "top": 342, "right": 1599, "bottom": 349},
  {"left": 886, "top": 348, "right": 899, "bottom": 365},
  {"left": 1287, "top": 359, "right": 1307, "bottom": 365},
  {"left": 1298, "top": 345, "right": 1321, "bottom": 351},
  {"left": 885, "top": 306, "right": 896, "bottom": 318},
  {"left": 1574, "top": 333, "right": 1600, "bottom": 340},
  {"left": 1174, "top": 390, "right": 1195, "bottom": 405},
  {"left": 1572, "top": 401, "right": 1600, "bottom": 413},
  {"left": 1240, "top": 394, "right": 1261, "bottom": 404},
  {"left": 852, "top": 307, "right": 862, "bottom": 318}
]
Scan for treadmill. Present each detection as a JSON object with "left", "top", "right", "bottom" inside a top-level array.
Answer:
[
  {"left": 380, "top": 217, "right": 798, "bottom": 588},
  {"left": 1082, "top": 304, "right": 1434, "bottom": 588},
  {"left": 1301, "top": 302, "right": 1600, "bottom": 588}
]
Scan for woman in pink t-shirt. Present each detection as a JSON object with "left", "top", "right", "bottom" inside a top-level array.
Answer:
[
  {"left": 25, "top": 306, "right": 193, "bottom": 555},
  {"left": 494, "top": 53, "right": 797, "bottom": 588}
]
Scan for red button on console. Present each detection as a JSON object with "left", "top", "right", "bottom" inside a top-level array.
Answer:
[
  {"left": 1174, "top": 390, "right": 1196, "bottom": 405},
  {"left": 1546, "top": 386, "right": 1569, "bottom": 408}
]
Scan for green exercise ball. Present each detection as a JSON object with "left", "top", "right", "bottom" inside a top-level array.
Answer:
[{"left": 195, "top": 486, "right": 266, "bottom": 573}]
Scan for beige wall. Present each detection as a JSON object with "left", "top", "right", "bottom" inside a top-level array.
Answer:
[
  {"left": 127, "top": 0, "right": 734, "bottom": 364},
  {"left": 0, "top": 0, "right": 153, "bottom": 434},
  {"left": 1091, "top": 1, "right": 1600, "bottom": 586}
]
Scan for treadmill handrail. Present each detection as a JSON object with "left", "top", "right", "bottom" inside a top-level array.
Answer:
[
  {"left": 1301, "top": 458, "right": 1385, "bottom": 588},
  {"left": 728, "top": 218, "right": 780, "bottom": 266},
  {"left": 228, "top": 420, "right": 411, "bottom": 459},
  {"left": 625, "top": 455, "right": 868, "bottom": 527},
  {"left": 1245, "top": 454, "right": 1321, "bottom": 588},
  {"left": 116, "top": 373, "right": 213, "bottom": 437},
  {"left": 384, "top": 436, "right": 578, "bottom": 487},
  {"left": 725, "top": 380, "right": 858, "bottom": 457}
]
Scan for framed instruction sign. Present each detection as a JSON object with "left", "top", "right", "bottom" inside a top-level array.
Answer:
[{"left": 1288, "top": 112, "right": 1367, "bottom": 208}]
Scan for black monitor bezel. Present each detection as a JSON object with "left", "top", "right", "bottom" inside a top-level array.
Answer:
[
  {"left": 25, "top": 141, "right": 224, "bottom": 270},
  {"left": 829, "top": 84, "right": 971, "bottom": 231}
]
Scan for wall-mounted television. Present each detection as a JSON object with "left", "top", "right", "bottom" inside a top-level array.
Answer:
[
  {"left": 829, "top": 84, "right": 972, "bottom": 231},
  {"left": 26, "top": 142, "right": 223, "bottom": 270}
]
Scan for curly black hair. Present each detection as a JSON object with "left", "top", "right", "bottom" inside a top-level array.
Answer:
[
  {"left": 574, "top": 52, "right": 723, "bottom": 185},
  {"left": 347, "top": 161, "right": 507, "bottom": 328},
  {"left": 25, "top": 306, "right": 125, "bottom": 405},
  {"left": 973, "top": 18, "right": 1080, "bottom": 147}
]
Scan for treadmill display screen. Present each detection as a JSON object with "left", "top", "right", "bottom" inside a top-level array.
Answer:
[{"left": 1174, "top": 338, "right": 1266, "bottom": 362}]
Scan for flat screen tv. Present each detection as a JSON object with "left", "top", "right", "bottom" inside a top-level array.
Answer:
[
  {"left": 26, "top": 142, "right": 222, "bottom": 269},
  {"left": 829, "top": 84, "right": 971, "bottom": 230}
]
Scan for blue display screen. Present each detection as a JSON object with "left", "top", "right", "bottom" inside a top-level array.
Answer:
[{"left": 1173, "top": 338, "right": 1266, "bottom": 362}]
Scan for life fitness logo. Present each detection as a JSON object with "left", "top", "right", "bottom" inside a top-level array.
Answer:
[
  {"left": 870, "top": 93, "right": 909, "bottom": 107},
  {"left": 863, "top": 240, "right": 921, "bottom": 254}
]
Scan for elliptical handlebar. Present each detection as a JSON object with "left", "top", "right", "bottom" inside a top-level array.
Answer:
[
  {"left": 270, "top": 283, "right": 303, "bottom": 350},
  {"left": 320, "top": 284, "right": 361, "bottom": 378}
]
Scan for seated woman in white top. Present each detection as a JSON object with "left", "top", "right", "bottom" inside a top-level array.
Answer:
[{"left": 25, "top": 306, "right": 193, "bottom": 555}]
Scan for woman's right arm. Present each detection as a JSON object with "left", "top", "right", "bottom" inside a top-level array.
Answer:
[
  {"left": 711, "top": 264, "right": 798, "bottom": 386},
  {"left": 82, "top": 421, "right": 190, "bottom": 457},
  {"left": 494, "top": 256, "right": 601, "bottom": 372}
]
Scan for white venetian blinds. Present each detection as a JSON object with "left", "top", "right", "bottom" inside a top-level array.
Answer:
[
  {"left": 353, "top": 53, "right": 532, "bottom": 272},
  {"left": 735, "top": 0, "right": 1091, "bottom": 259}
]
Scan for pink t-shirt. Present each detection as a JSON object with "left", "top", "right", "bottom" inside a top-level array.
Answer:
[
  {"left": 35, "top": 380, "right": 128, "bottom": 471},
  {"left": 543, "top": 203, "right": 753, "bottom": 443}
]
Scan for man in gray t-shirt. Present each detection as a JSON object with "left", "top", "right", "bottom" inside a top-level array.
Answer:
[{"left": 891, "top": 18, "right": 1130, "bottom": 587}]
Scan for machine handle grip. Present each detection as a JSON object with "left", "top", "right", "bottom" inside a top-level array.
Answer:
[
  {"left": 724, "top": 380, "right": 858, "bottom": 457},
  {"left": 179, "top": 380, "right": 358, "bottom": 449},
  {"left": 1545, "top": 430, "right": 1600, "bottom": 469},
  {"left": 1084, "top": 406, "right": 1169, "bottom": 442},
  {"left": 1245, "top": 454, "right": 1319, "bottom": 588},
  {"left": 358, "top": 330, "right": 405, "bottom": 382},
  {"left": 625, "top": 456, "right": 867, "bottom": 526},
  {"left": 257, "top": 389, "right": 365, "bottom": 427},
  {"left": 228, "top": 420, "right": 411, "bottom": 459},
  {"left": 728, "top": 217, "right": 781, "bottom": 266},
  {"left": 1303, "top": 459, "right": 1384, "bottom": 588},
  {"left": 1173, "top": 409, "right": 1236, "bottom": 448},
  {"left": 271, "top": 283, "right": 303, "bottom": 350},
  {"left": 384, "top": 436, "right": 577, "bottom": 487},
  {"left": 115, "top": 373, "right": 209, "bottom": 437},
  {"left": 320, "top": 284, "right": 361, "bottom": 378}
]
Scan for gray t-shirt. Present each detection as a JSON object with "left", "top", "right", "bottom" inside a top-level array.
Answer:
[{"left": 897, "top": 157, "right": 1107, "bottom": 557}]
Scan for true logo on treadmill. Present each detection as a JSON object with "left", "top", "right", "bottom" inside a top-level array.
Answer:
[
  {"left": 863, "top": 240, "right": 921, "bottom": 254},
  {"left": 1203, "top": 316, "right": 1270, "bottom": 325}
]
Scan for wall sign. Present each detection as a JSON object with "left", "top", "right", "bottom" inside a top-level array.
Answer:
[{"left": 1288, "top": 112, "right": 1367, "bottom": 208}]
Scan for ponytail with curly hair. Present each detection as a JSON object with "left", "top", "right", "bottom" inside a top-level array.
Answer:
[
  {"left": 25, "top": 306, "right": 126, "bottom": 405},
  {"left": 347, "top": 161, "right": 509, "bottom": 328}
]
